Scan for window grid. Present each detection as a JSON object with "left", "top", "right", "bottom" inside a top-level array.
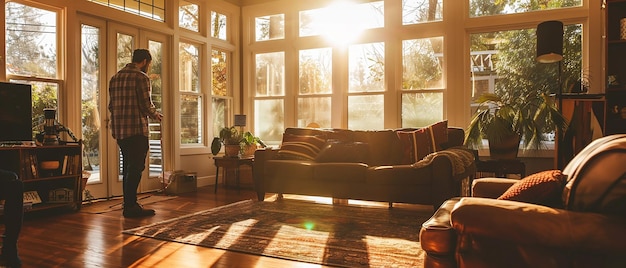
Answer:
[{"left": 89, "top": 0, "right": 165, "bottom": 22}]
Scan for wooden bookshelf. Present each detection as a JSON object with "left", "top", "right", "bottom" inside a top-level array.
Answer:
[{"left": 0, "top": 142, "right": 83, "bottom": 212}]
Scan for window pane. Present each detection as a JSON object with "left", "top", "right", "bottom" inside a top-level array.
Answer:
[
  {"left": 348, "top": 95, "right": 384, "bottom": 130},
  {"left": 179, "top": 1, "right": 199, "bottom": 32},
  {"left": 255, "top": 99, "right": 284, "bottom": 145},
  {"left": 300, "top": 1, "right": 383, "bottom": 42},
  {"left": 6, "top": 2, "right": 57, "bottom": 78},
  {"left": 179, "top": 42, "right": 200, "bottom": 93},
  {"left": 349, "top": 42, "right": 385, "bottom": 93},
  {"left": 401, "top": 92, "right": 443, "bottom": 128},
  {"left": 299, "top": 48, "right": 332, "bottom": 94},
  {"left": 255, "top": 14, "right": 284, "bottom": 41},
  {"left": 403, "top": 37, "right": 444, "bottom": 89},
  {"left": 180, "top": 94, "right": 202, "bottom": 144},
  {"left": 255, "top": 52, "right": 285, "bottom": 96},
  {"left": 212, "top": 98, "right": 229, "bottom": 137},
  {"left": 11, "top": 80, "right": 58, "bottom": 127},
  {"left": 212, "top": 49, "right": 229, "bottom": 96},
  {"left": 211, "top": 11, "right": 228, "bottom": 40},
  {"left": 469, "top": 0, "right": 582, "bottom": 18},
  {"left": 402, "top": 0, "right": 443, "bottom": 25},
  {"left": 116, "top": 33, "right": 133, "bottom": 71},
  {"left": 297, "top": 97, "right": 331, "bottom": 128},
  {"left": 148, "top": 40, "right": 163, "bottom": 178},
  {"left": 81, "top": 24, "right": 101, "bottom": 183}
]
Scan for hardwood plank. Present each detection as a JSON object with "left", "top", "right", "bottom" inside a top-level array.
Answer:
[{"left": 8, "top": 186, "right": 332, "bottom": 268}]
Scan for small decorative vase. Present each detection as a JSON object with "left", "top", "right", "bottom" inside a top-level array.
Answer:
[{"left": 211, "top": 137, "right": 222, "bottom": 155}]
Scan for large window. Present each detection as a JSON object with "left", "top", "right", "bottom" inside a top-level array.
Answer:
[
  {"left": 469, "top": 25, "right": 583, "bottom": 146},
  {"left": 5, "top": 2, "right": 60, "bottom": 129},
  {"left": 211, "top": 49, "right": 232, "bottom": 137},
  {"left": 245, "top": 0, "right": 590, "bottom": 150},
  {"left": 254, "top": 52, "right": 285, "bottom": 142},
  {"left": 179, "top": 42, "right": 202, "bottom": 144}
]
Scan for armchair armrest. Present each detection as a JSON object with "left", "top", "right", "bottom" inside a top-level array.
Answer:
[
  {"left": 451, "top": 197, "right": 626, "bottom": 254},
  {"left": 471, "top": 177, "right": 517, "bottom": 198}
]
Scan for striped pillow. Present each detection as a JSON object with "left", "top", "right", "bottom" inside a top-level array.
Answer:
[
  {"left": 396, "top": 128, "right": 435, "bottom": 164},
  {"left": 277, "top": 134, "right": 326, "bottom": 161},
  {"left": 428, "top": 120, "right": 448, "bottom": 150}
]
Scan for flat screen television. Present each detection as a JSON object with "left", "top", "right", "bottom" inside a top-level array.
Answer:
[{"left": 0, "top": 82, "right": 33, "bottom": 143}]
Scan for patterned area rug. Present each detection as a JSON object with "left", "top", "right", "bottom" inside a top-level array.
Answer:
[{"left": 123, "top": 199, "right": 432, "bottom": 267}]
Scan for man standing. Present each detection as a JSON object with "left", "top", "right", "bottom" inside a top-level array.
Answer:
[
  {"left": 0, "top": 169, "right": 23, "bottom": 267},
  {"left": 108, "top": 49, "right": 163, "bottom": 218}
]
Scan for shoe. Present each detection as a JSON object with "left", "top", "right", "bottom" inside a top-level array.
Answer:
[
  {"left": 1, "top": 246, "right": 21, "bottom": 267},
  {"left": 123, "top": 203, "right": 155, "bottom": 218}
]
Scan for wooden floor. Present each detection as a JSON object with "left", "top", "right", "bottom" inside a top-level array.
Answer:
[{"left": 9, "top": 186, "right": 333, "bottom": 268}]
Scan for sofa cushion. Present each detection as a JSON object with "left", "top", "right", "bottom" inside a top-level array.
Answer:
[
  {"left": 265, "top": 160, "right": 315, "bottom": 181},
  {"left": 428, "top": 120, "right": 449, "bottom": 151},
  {"left": 315, "top": 141, "right": 369, "bottom": 163},
  {"left": 353, "top": 130, "right": 404, "bottom": 166},
  {"left": 396, "top": 128, "right": 435, "bottom": 164},
  {"left": 277, "top": 134, "right": 326, "bottom": 161},
  {"left": 313, "top": 163, "right": 369, "bottom": 183},
  {"left": 498, "top": 169, "right": 565, "bottom": 207}
]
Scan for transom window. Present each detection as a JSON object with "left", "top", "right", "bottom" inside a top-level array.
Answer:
[{"left": 89, "top": 0, "right": 165, "bottom": 22}]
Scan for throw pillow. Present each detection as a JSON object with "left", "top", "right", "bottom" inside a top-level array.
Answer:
[
  {"left": 276, "top": 134, "right": 326, "bottom": 161},
  {"left": 396, "top": 128, "right": 435, "bottom": 164},
  {"left": 428, "top": 120, "right": 448, "bottom": 150},
  {"left": 315, "top": 140, "right": 370, "bottom": 163},
  {"left": 498, "top": 169, "right": 565, "bottom": 207}
]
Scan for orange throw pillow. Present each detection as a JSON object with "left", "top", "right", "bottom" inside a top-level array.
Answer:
[{"left": 498, "top": 170, "right": 565, "bottom": 207}]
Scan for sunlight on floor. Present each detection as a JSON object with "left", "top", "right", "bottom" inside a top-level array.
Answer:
[{"left": 274, "top": 194, "right": 433, "bottom": 211}]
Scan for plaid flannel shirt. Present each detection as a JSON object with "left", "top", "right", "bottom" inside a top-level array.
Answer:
[{"left": 108, "top": 63, "right": 158, "bottom": 140}]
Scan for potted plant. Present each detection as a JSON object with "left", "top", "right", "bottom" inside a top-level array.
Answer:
[
  {"left": 465, "top": 92, "right": 567, "bottom": 159},
  {"left": 219, "top": 126, "right": 243, "bottom": 157},
  {"left": 241, "top": 131, "right": 266, "bottom": 156}
]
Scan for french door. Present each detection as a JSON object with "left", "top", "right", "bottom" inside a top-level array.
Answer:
[{"left": 79, "top": 16, "right": 169, "bottom": 200}]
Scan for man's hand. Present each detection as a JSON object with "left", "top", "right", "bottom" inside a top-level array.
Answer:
[{"left": 154, "top": 113, "right": 163, "bottom": 122}]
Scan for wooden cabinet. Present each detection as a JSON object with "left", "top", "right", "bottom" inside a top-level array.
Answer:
[
  {"left": 0, "top": 143, "right": 83, "bottom": 212},
  {"left": 605, "top": 0, "right": 626, "bottom": 135}
]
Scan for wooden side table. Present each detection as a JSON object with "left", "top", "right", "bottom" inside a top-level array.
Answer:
[{"left": 213, "top": 156, "right": 254, "bottom": 193}]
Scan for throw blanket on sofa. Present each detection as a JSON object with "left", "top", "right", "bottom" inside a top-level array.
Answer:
[{"left": 414, "top": 147, "right": 475, "bottom": 178}]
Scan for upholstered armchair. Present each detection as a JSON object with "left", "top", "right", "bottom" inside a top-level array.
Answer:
[{"left": 420, "top": 134, "right": 626, "bottom": 268}]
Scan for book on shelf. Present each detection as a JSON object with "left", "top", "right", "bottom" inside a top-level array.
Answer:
[
  {"left": 61, "top": 155, "right": 69, "bottom": 175},
  {"left": 29, "top": 153, "right": 38, "bottom": 178},
  {"left": 23, "top": 190, "right": 42, "bottom": 204}
]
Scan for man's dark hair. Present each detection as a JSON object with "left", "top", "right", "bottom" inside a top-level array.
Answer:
[{"left": 132, "top": 49, "right": 152, "bottom": 63}]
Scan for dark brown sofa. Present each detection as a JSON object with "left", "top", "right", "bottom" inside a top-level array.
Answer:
[
  {"left": 419, "top": 134, "right": 626, "bottom": 267},
  {"left": 253, "top": 126, "right": 476, "bottom": 209}
]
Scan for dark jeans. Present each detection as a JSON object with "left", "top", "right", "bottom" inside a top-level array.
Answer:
[
  {"left": 117, "top": 135, "right": 149, "bottom": 208},
  {"left": 0, "top": 169, "right": 23, "bottom": 246}
]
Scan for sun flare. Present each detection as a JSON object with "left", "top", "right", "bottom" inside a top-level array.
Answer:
[{"left": 316, "top": 2, "right": 366, "bottom": 45}]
